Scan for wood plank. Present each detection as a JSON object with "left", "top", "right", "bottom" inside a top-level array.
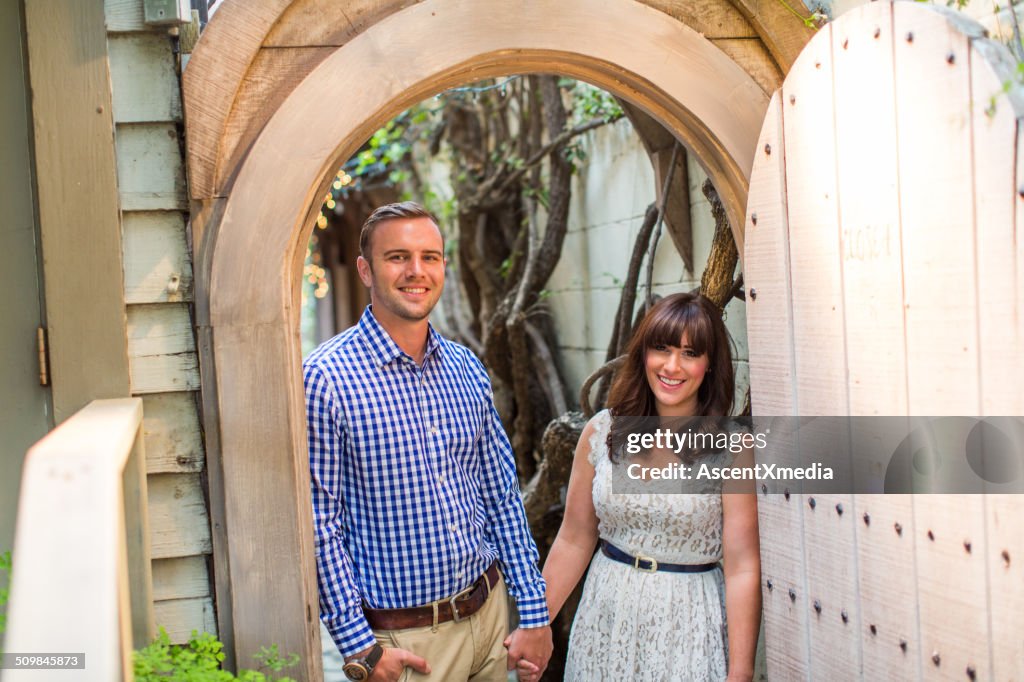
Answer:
[
  {"left": 892, "top": 5, "right": 994, "bottom": 678},
  {"left": 913, "top": 495, "right": 991, "bottom": 680},
  {"left": 216, "top": 46, "right": 335, "bottom": 194},
  {"left": 195, "top": 322, "right": 236, "bottom": 667},
  {"left": 190, "top": 197, "right": 228, "bottom": 327},
  {"left": 152, "top": 555, "right": 210, "bottom": 601},
  {"left": 127, "top": 304, "right": 201, "bottom": 394},
  {"left": 781, "top": 23, "right": 861, "bottom": 680},
  {"left": 986, "top": 495, "right": 1024, "bottom": 680},
  {"left": 142, "top": 392, "right": 204, "bottom": 473},
  {"left": 1019, "top": 119, "right": 1024, "bottom": 419},
  {"left": 990, "top": 69, "right": 1024, "bottom": 682},
  {"left": 115, "top": 123, "right": 188, "bottom": 210},
  {"left": 710, "top": 38, "right": 783, "bottom": 96},
  {"left": 124, "top": 428, "right": 156, "bottom": 648},
  {"left": 124, "top": 211, "right": 194, "bottom": 304},
  {"left": 782, "top": 23, "right": 848, "bottom": 418},
  {"left": 147, "top": 472, "right": 212, "bottom": 559},
  {"left": 652, "top": 145, "right": 693, "bottom": 273},
  {"left": 108, "top": 33, "right": 182, "bottom": 123},
  {"left": 24, "top": 0, "right": 131, "bottom": 423},
  {"left": 894, "top": 2, "right": 980, "bottom": 416},
  {"left": 264, "top": 0, "right": 414, "bottom": 47},
  {"left": 728, "top": 0, "right": 816, "bottom": 71},
  {"left": 854, "top": 495, "right": 920, "bottom": 678},
  {"left": 182, "top": 0, "right": 292, "bottom": 198},
  {"left": 801, "top": 491, "right": 860, "bottom": 681},
  {"left": 970, "top": 39, "right": 1023, "bottom": 416},
  {"left": 829, "top": 42, "right": 916, "bottom": 676},
  {"left": 105, "top": 0, "right": 146, "bottom": 32},
  {"left": 757, "top": 473, "right": 811, "bottom": 680},
  {"left": 610, "top": 0, "right": 758, "bottom": 40},
  {"left": 213, "top": 321, "right": 321, "bottom": 681},
  {"left": 745, "top": 92, "right": 796, "bottom": 416},
  {"left": 5, "top": 399, "right": 143, "bottom": 681},
  {"left": 154, "top": 597, "right": 218, "bottom": 643},
  {"left": 831, "top": 2, "right": 908, "bottom": 419},
  {"left": 744, "top": 92, "right": 810, "bottom": 679}
]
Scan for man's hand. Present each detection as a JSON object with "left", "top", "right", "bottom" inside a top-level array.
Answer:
[
  {"left": 346, "top": 646, "right": 430, "bottom": 682},
  {"left": 503, "top": 626, "right": 552, "bottom": 682}
]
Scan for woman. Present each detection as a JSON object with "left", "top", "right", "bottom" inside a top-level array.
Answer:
[{"left": 525, "top": 293, "right": 760, "bottom": 682}]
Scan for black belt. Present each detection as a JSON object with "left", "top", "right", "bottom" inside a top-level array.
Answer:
[{"left": 600, "top": 540, "right": 719, "bottom": 573}]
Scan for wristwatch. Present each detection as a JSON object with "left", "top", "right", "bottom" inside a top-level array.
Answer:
[{"left": 343, "top": 643, "right": 384, "bottom": 681}]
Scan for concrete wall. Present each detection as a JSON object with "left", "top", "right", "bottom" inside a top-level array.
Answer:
[{"left": 546, "top": 118, "right": 750, "bottom": 411}]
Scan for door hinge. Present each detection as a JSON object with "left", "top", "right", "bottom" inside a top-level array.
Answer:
[{"left": 37, "top": 327, "right": 49, "bottom": 386}]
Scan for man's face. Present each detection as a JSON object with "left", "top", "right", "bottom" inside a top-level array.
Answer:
[{"left": 356, "top": 216, "right": 446, "bottom": 324}]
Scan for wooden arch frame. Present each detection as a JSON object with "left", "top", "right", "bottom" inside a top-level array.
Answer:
[{"left": 184, "top": 0, "right": 814, "bottom": 677}]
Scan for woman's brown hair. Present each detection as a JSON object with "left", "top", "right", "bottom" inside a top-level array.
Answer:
[{"left": 605, "top": 293, "right": 734, "bottom": 459}]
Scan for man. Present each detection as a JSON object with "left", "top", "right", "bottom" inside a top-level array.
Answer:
[{"left": 304, "top": 202, "right": 552, "bottom": 682}]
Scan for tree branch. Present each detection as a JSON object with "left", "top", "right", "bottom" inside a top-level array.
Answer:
[
  {"left": 525, "top": 320, "right": 568, "bottom": 417},
  {"left": 465, "top": 115, "right": 622, "bottom": 211},
  {"left": 580, "top": 355, "right": 626, "bottom": 418},
  {"left": 644, "top": 141, "right": 682, "bottom": 308},
  {"left": 699, "top": 179, "right": 739, "bottom": 311}
]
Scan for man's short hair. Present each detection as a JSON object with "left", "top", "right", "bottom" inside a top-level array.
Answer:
[{"left": 359, "top": 201, "right": 440, "bottom": 259}]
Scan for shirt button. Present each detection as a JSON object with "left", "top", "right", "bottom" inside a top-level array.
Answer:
[
  {"left": 430, "top": 426, "right": 438, "bottom": 435},
  {"left": 437, "top": 474, "right": 445, "bottom": 484},
  {"left": 449, "top": 524, "right": 458, "bottom": 534},
  {"left": 456, "top": 571, "right": 464, "bottom": 579}
]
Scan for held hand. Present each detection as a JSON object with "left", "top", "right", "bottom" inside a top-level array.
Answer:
[
  {"left": 351, "top": 646, "right": 429, "bottom": 682},
  {"left": 503, "top": 626, "right": 553, "bottom": 681},
  {"left": 512, "top": 656, "right": 541, "bottom": 682}
]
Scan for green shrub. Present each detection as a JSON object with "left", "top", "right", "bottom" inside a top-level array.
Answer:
[
  {"left": 0, "top": 550, "right": 10, "bottom": 639},
  {"left": 134, "top": 627, "right": 298, "bottom": 682}
]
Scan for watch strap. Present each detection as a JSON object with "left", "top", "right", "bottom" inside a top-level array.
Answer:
[{"left": 365, "top": 642, "right": 384, "bottom": 670}]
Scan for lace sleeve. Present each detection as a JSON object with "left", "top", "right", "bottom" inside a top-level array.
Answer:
[{"left": 586, "top": 409, "right": 612, "bottom": 467}]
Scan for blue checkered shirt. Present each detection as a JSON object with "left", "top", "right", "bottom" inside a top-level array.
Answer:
[{"left": 305, "top": 307, "right": 549, "bottom": 656}]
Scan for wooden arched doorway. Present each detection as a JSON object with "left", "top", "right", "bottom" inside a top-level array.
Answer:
[{"left": 183, "top": 1, "right": 815, "bottom": 678}]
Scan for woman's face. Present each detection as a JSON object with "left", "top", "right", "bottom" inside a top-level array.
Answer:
[{"left": 644, "top": 330, "right": 710, "bottom": 417}]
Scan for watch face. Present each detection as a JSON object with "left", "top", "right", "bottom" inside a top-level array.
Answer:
[{"left": 343, "top": 662, "right": 369, "bottom": 681}]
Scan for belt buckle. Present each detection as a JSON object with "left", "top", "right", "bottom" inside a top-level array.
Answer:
[
  {"left": 448, "top": 581, "right": 476, "bottom": 623},
  {"left": 633, "top": 554, "right": 659, "bottom": 573}
]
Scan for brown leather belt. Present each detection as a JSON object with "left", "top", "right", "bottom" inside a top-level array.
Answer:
[{"left": 363, "top": 562, "right": 501, "bottom": 630}]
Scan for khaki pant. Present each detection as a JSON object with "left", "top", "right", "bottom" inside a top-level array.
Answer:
[{"left": 373, "top": 577, "right": 510, "bottom": 682}]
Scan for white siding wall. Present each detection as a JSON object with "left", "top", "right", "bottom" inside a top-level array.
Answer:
[
  {"left": 106, "top": 0, "right": 212, "bottom": 644},
  {"left": 546, "top": 118, "right": 751, "bottom": 410}
]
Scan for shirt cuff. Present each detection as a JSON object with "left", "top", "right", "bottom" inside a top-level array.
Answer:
[
  {"left": 514, "top": 592, "right": 551, "bottom": 628},
  {"left": 326, "top": 615, "right": 377, "bottom": 658}
]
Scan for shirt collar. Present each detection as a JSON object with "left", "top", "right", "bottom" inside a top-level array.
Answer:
[{"left": 357, "top": 306, "right": 444, "bottom": 367}]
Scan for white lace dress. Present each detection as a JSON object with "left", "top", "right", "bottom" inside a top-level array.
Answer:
[{"left": 564, "top": 410, "right": 728, "bottom": 682}]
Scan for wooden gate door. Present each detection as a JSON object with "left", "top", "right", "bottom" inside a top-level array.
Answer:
[{"left": 744, "top": 2, "right": 1023, "bottom": 679}]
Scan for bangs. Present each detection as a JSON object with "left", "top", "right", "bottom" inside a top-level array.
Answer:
[{"left": 642, "top": 297, "right": 715, "bottom": 355}]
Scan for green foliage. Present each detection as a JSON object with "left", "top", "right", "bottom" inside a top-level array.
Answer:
[
  {"left": 498, "top": 257, "right": 513, "bottom": 280},
  {"left": 0, "top": 550, "right": 11, "bottom": 639},
  {"left": 354, "top": 120, "right": 412, "bottom": 178},
  {"left": 776, "top": 0, "right": 827, "bottom": 29},
  {"left": 558, "top": 78, "right": 623, "bottom": 124},
  {"left": 987, "top": 61, "right": 1024, "bottom": 116},
  {"left": 134, "top": 628, "right": 299, "bottom": 682}
]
